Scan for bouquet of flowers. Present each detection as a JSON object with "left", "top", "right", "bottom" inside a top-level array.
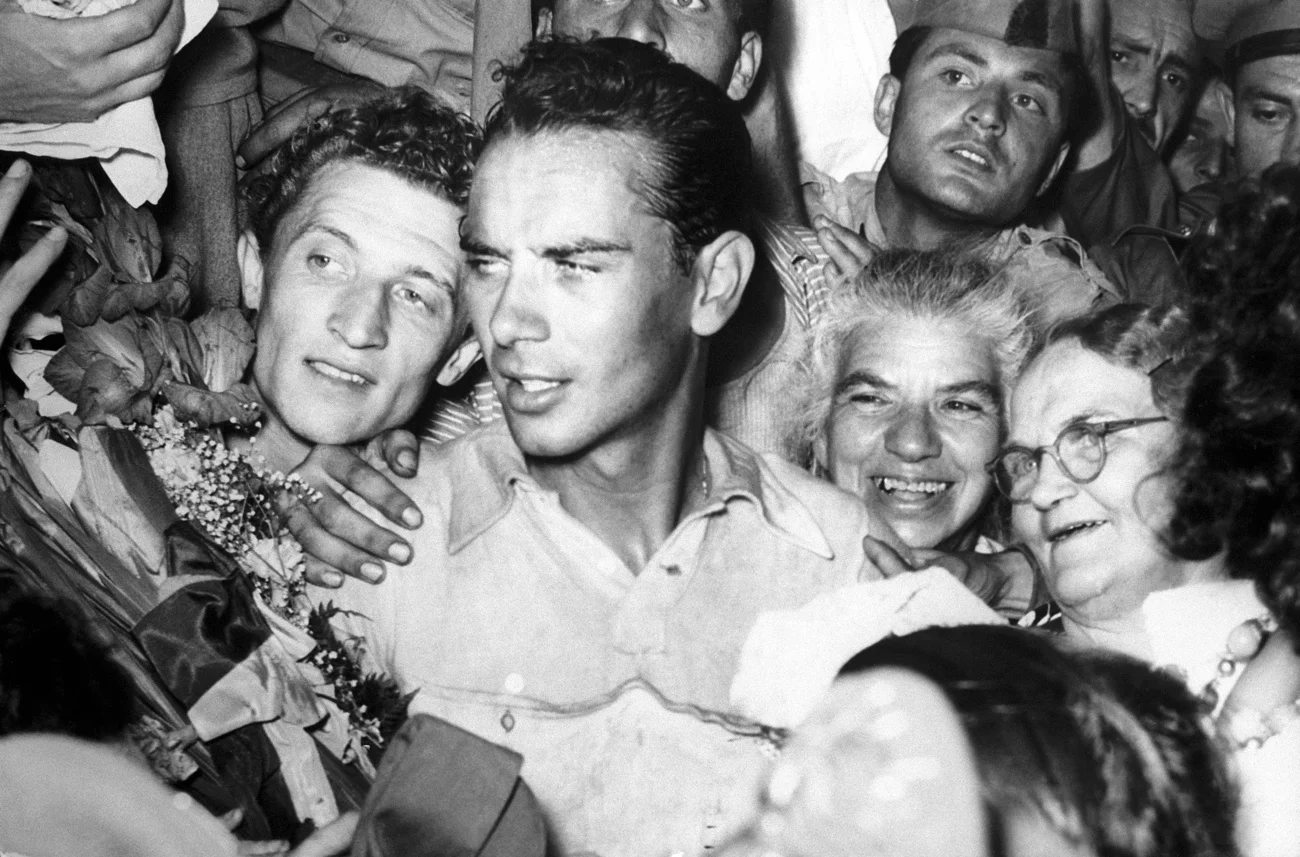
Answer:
[{"left": 2, "top": 160, "right": 407, "bottom": 835}]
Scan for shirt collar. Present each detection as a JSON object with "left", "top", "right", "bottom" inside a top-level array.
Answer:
[{"left": 448, "top": 423, "right": 834, "bottom": 559}]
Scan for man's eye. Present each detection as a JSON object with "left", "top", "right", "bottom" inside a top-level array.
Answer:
[
  {"left": 395, "top": 286, "right": 434, "bottom": 312},
  {"left": 466, "top": 257, "right": 504, "bottom": 276},
  {"left": 1012, "top": 93, "right": 1044, "bottom": 114},
  {"left": 943, "top": 399, "right": 986, "bottom": 415},
  {"left": 664, "top": 0, "right": 706, "bottom": 9},
  {"left": 940, "top": 69, "right": 970, "bottom": 85},
  {"left": 1109, "top": 49, "right": 1129, "bottom": 65},
  {"left": 553, "top": 259, "right": 596, "bottom": 275},
  {"left": 1164, "top": 72, "right": 1188, "bottom": 91},
  {"left": 1251, "top": 107, "right": 1286, "bottom": 124}
]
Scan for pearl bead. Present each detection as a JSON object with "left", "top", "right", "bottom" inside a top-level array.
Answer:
[{"left": 1226, "top": 618, "right": 1267, "bottom": 660}]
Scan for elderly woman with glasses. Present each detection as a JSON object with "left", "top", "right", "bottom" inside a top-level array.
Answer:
[{"left": 992, "top": 169, "right": 1300, "bottom": 857}]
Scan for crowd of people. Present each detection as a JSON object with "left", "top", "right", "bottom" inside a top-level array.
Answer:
[{"left": 3, "top": 0, "right": 1300, "bottom": 855}]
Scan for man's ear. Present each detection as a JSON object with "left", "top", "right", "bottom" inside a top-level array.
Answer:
[
  {"left": 535, "top": 6, "right": 553, "bottom": 38},
  {"left": 435, "top": 336, "right": 482, "bottom": 386},
  {"left": 812, "top": 431, "right": 829, "bottom": 474},
  {"left": 237, "top": 231, "right": 266, "bottom": 311},
  {"left": 726, "top": 31, "right": 763, "bottom": 101},
  {"left": 690, "top": 230, "right": 755, "bottom": 337},
  {"left": 1036, "top": 142, "right": 1072, "bottom": 196},
  {"left": 874, "top": 74, "right": 902, "bottom": 137}
]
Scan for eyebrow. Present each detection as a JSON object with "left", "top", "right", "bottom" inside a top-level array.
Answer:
[
  {"left": 541, "top": 240, "right": 633, "bottom": 260},
  {"left": 400, "top": 265, "right": 454, "bottom": 293},
  {"left": 835, "top": 370, "right": 891, "bottom": 397},
  {"left": 292, "top": 221, "right": 357, "bottom": 250},
  {"left": 1240, "top": 85, "right": 1297, "bottom": 107},
  {"left": 925, "top": 43, "right": 989, "bottom": 69},
  {"left": 939, "top": 379, "right": 1002, "bottom": 404}
]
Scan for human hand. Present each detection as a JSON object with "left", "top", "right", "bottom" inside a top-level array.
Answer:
[
  {"left": 1072, "top": 0, "right": 1122, "bottom": 171},
  {"left": 814, "top": 215, "right": 874, "bottom": 281},
  {"left": 1, "top": 160, "right": 66, "bottom": 341},
  {"left": 276, "top": 431, "right": 423, "bottom": 588},
  {"left": 237, "top": 81, "right": 385, "bottom": 169},
  {"left": 1219, "top": 624, "right": 1300, "bottom": 748},
  {"left": 0, "top": 0, "right": 183, "bottom": 124}
]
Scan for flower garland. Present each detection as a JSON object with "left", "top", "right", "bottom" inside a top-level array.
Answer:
[{"left": 132, "top": 407, "right": 411, "bottom": 762}]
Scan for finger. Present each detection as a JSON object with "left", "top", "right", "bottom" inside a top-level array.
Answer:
[
  {"left": 276, "top": 495, "right": 399, "bottom": 584},
  {"left": 288, "top": 811, "right": 359, "bottom": 857},
  {"left": 238, "top": 92, "right": 332, "bottom": 168},
  {"left": 0, "top": 226, "right": 65, "bottom": 337},
  {"left": 93, "top": 0, "right": 176, "bottom": 54},
  {"left": 303, "top": 555, "right": 345, "bottom": 589},
  {"left": 306, "top": 444, "right": 422, "bottom": 529},
  {"left": 863, "top": 535, "right": 915, "bottom": 579},
  {"left": 816, "top": 226, "right": 867, "bottom": 279},
  {"left": 237, "top": 840, "right": 290, "bottom": 857},
  {"left": 1223, "top": 628, "right": 1300, "bottom": 719},
  {"left": 0, "top": 160, "right": 32, "bottom": 235},
  {"left": 377, "top": 429, "right": 421, "bottom": 480}
]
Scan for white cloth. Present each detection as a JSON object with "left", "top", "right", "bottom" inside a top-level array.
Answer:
[
  {"left": 0, "top": 0, "right": 219, "bottom": 206},
  {"left": 729, "top": 567, "right": 1003, "bottom": 729},
  {"left": 782, "top": 0, "right": 894, "bottom": 180}
]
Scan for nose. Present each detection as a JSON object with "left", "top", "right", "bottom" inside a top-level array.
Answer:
[
  {"left": 1026, "top": 452, "right": 1078, "bottom": 511},
  {"left": 1194, "top": 145, "right": 1224, "bottom": 183},
  {"left": 883, "top": 406, "right": 943, "bottom": 462},
  {"left": 1280, "top": 124, "right": 1300, "bottom": 167},
  {"left": 328, "top": 283, "right": 388, "bottom": 349},
  {"left": 486, "top": 265, "right": 548, "bottom": 350},
  {"left": 965, "top": 89, "right": 1007, "bottom": 136},
  {"left": 1121, "top": 67, "right": 1158, "bottom": 120},
  {"left": 614, "top": 0, "right": 666, "bottom": 50}
]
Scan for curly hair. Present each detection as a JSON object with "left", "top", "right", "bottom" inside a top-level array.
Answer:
[
  {"left": 791, "top": 248, "right": 1035, "bottom": 465},
  {"left": 1164, "top": 165, "right": 1300, "bottom": 644},
  {"left": 485, "top": 37, "right": 753, "bottom": 274},
  {"left": 842, "top": 626, "right": 1239, "bottom": 857},
  {"left": 242, "top": 86, "right": 482, "bottom": 255}
]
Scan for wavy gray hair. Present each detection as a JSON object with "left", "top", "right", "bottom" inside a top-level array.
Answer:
[{"left": 791, "top": 249, "right": 1036, "bottom": 465}]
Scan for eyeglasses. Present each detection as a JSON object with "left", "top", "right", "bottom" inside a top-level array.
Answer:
[{"left": 987, "top": 416, "right": 1170, "bottom": 502}]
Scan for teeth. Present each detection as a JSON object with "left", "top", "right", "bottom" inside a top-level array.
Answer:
[
  {"left": 873, "top": 477, "right": 950, "bottom": 495},
  {"left": 310, "top": 361, "right": 367, "bottom": 385},
  {"left": 955, "top": 149, "right": 989, "bottom": 167},
  {"left": 1050, "top": 521, "right": 1104, "bottom": 543},
  {"left": 519, "top": 379, "right": 560, "bottom": 393}
]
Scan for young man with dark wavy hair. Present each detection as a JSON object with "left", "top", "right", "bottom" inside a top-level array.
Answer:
[{"left": 316, "top": 38, "right": 892, "bottom": 856}]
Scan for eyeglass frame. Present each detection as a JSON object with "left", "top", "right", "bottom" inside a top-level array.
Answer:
[{"left": 986, "top": 416, "right": 1171, "bottom": 501}]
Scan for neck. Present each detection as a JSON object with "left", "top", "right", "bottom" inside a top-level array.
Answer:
[
  {"left": 1059, "top": 554, "right": 1231, "bottom": 660},
  {"left": 527, "top": 366, "right": 710, "bottom": 575},
  {"left": 230, "top": 415, "right": 312, "bottom": 475},
  {"left": 875, "top": 163, "right": 1001, "bottom": 251}
]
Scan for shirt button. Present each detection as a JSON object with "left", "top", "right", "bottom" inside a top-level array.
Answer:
[
  {"left": 503, "top": 673, "right": 526, "bottom": 694},
  {"left": 664, "top": 563, "right": 682, "bottom": 576},
  {"left": 331, "top": 32, "right": 350, "bottom": 44}
]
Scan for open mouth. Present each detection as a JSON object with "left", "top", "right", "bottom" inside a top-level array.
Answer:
[
  {"left": 517, "top": 378, "right": 561, "bottom": 394},
  {"left": 872, "top": 476, "right": 952, "bottom": 497},
  {"left": 1048, "top": 520, "right": 1106, "bottom": 544},
  {"left": 307, "top": 360, "right": 370, "bottom": 386},
  {"left": 950, "top": 145, "right": 992, "bottom": 170}
]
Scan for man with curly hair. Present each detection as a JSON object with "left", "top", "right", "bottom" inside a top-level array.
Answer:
[{"left": 235, "top": 86, "right": 483, "bottom": 475}]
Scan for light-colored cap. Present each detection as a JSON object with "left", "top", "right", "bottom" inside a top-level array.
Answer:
[
  {"left": 894, "top": 0, "right": 1079, "bottom": 53},
  {"left": 1195, "top": 0, "right": 1300, "bottom": 59}
]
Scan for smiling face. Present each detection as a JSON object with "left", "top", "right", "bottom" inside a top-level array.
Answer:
[
  {"left": 819, "top": 316, "right": 1002, "bottom": 551},
  {"left": 1007, "top": 340, "right": 1199, "bottom": 622},
  {"left": 877, "top": 28, "right": 1072, "bottom": 229},
  {"left": 1107, "top": 0, "right": 1197, "bottom": 152},
  {"left": 540, "top": 0, "right": 758, "bottom": 99},
  {"left": 1232, "top": 54, "right": 1300, "bottom": 179},
  {"left": 461, "top": 130, "right": 704, "bottom": 461},
  {"left": 241, "top": 161, "right": 463, "bottom": 463}
]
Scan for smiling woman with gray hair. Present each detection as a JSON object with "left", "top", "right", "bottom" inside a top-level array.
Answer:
[{"left": 793, "top": 249, "right": 1035, "bottom": 553}]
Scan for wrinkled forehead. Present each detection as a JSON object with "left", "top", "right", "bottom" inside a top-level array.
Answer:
[
  {"left": 1009, "top": 340, "right": 1156, "bottom": 440},
  {"left": 1109, "top": 0, "right": 1196, "bottom": 54}
]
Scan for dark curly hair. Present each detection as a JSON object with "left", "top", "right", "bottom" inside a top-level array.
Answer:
[
  {"left": 843, "top": 626, "right": 1239, "bottom": 857},
  {"left": 242, "top": 86, "right": 482, "bottom": 256},
  {"left": 485, "top": 37, "right": 753, "bottom": 273},
  {"left": 1164, "top": 165, "right": 1300, "bottom": 644}
]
